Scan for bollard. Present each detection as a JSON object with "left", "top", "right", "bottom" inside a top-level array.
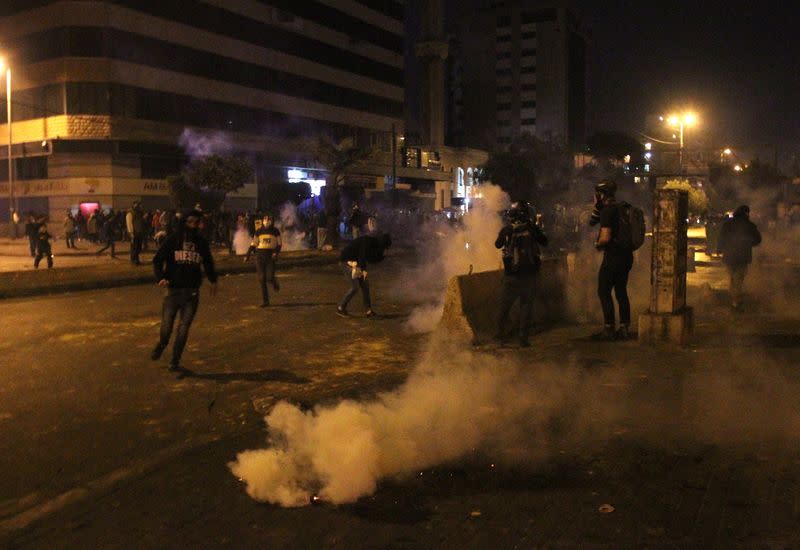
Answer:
[{"left": 638, "top": 189, "right": 693, "bottom": 345}]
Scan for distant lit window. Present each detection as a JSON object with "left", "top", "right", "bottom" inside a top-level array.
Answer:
[
  {"left": 644, "top": 152, "right": 652, "bottom": 160},
  {"left": 644, "top": 164, "right": 650, "bottom": 172},
  {"left": 644, "top": 142, "right": 652, "bottom": 151}
]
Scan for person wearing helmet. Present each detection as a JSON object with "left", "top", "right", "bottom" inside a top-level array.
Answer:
[
  {"left": 494, "top": 199, "right": 548, "bottom": 347},
  {"left": 591, "top": 180, "right": 633, "bottom": 340},
  {"left": 245, "top": 214, "right": 282, "bottom": 307}
]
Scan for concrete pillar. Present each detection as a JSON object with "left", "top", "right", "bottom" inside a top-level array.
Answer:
[
  {"left": 415, "top": 0, "right": 448, "bottom": 148},
  {"left": 639, "top": 189, "right": 693, "bottom": 345}
]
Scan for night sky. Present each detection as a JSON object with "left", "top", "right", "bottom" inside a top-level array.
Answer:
[
  {"left": 577, "top": 0, "right": 800, "bottom": 163},
  {"left": 428, "top": 0, "right": 800, "bottom": 167}
]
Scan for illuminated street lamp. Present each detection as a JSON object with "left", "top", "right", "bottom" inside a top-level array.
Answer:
[
  {"left": 664, "top": 111, "right": 698, "bottom": 171},
  {"left": 720, "top": 147, "right": 733, "bottom": 163},
  {"left": 0, "top": 57, "right": 11, "bottom": 221}
]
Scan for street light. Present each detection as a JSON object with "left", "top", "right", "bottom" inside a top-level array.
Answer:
[
  {"left": 0, "top": 57, "right": 11, "bottom": 225},
  {"left": 664, "top": 111, "right": 698, "bottom": 171},
  {"left": 720, "top": 147, "right": 733, "bottom": 163}
]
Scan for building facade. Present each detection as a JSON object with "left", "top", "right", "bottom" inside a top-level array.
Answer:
[
  {"left": 0, "top": 0, "right": 408, "bottom": 222},
  {"left": 453, "top": 0, "right": 587, "bottom": 152}
]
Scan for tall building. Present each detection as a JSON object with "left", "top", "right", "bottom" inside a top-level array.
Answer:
[
  {"left": 453, "top": 0, "right": 587, "bottom": 152},
  {"left": 0, "top": 0, "right": 405, "bottom": 221}
]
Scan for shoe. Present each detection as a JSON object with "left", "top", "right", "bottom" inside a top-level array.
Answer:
[
  {"left": 168, "top": 362, "right": 180, "bottom": 372},
  {"left": 591, "top": 326, "right": 616, "bottom": 341},
  {"left": 365, "top": 309, "right": 377, "bottom": 318},
  {"left": 615, "top": 325, "right": 631, "bottom": 340},
  {"left": 336, "top": 307, "right": 349, "bottom": 317},
  {"left": 151, "top": 344, "right": 165, "bottom": 360}
]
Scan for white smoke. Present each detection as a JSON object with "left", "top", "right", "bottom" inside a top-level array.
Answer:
[
  {"left": 402, "top": 184, "right": 509, "bottom": 333},
  {"left": 233, "top": 227, "right": 251, "bottom": 255},
  {"left": 228, "top": 336, "right": 607, "bottom": 507},
  {"left": 276, "top": 202, "right": 308, "bottom": 251},
  {"left": 179, "top": 128, "right": 234, "bottom": 158}
]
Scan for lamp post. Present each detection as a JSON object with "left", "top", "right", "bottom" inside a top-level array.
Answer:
[
  {"left": 664, "top": 112, "right": 697, "bottom": 172},
  {"left": 0, "top": 58, "right": 11, "bottom": 224}
]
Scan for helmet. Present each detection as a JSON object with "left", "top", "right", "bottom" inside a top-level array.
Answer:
[
  {"left": 508, "top": 200, "right": 531, "bottom": 222},
  {"left": 594, "top": 180, "right": 617, "bottom": 196}
]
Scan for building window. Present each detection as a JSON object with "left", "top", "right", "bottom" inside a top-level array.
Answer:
[
  {"left": 521, "top": 100, "right": 536, "bottom": 108},
  {"left": 496, "top": 68, "right": 513, "bottom": 76},
  {"left": 520, "top": 66, "right": 536, "bottom": 74},
  {"left": 521, "top": 83, "right": 537, "bottom": 91},
  {"left": 521, "top": 118, "right": 536, "bottom": 125},
  {"left": 496, "top": 102, "right": 511, "bottom": 111},
  {"left": 496, "top": 15, "right": 511, "bottom": 26},
  {"left": 496, "top": 33, "right": 512, "bottom": 42},
  {"left": 496, "top": 51, "right": 512, "bottom": 60},
  {"left": 521, "top": 48, "right": 536, "bottom": 56},
  {"left": 497, "top": 85, "right": 512, "bottom": 93},
  {"left": 15, "top": 157, "right": 48, "bottom": 180},
  {"left": 521, "top": 31, "right": 537, "bottom": 39}
]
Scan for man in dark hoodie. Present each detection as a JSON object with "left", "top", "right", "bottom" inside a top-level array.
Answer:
[
  {"left": 336, "top": 233, "right": 391, "bottom": 317},
  {"left": 151, "top": 210, "right": 218, "bottom": 373},
  {"left": 718, "top": 205, "right": 761, "bottom": 311}
]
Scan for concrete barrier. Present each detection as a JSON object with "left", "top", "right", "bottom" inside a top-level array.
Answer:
[{"left": 438, "top": 256, "right": 569, "bottom": 344}]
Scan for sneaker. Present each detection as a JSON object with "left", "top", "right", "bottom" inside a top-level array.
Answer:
[
  {"left": 615, "top": 325, "right": 631, "bottom": 340},
  {"left": 168, "top": 362, "right": 180, "bottom": 372},
  {"left": 365, "top": 309, "right": 377, "bottom": 318},
  {"left": 151, "top": 344, "right": 165, "bottom": 361},
  {"left": 336, "top": 307, "right": 349, "bottom": 317}
]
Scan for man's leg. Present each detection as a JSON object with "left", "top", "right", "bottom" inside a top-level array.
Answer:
[
  {"left": 152, "top": 291, "right": 179, "bottom": 360},
  {"left": 29, "top": 237, "right": 36, "bottom": 257},
  {"left": 729, "top": 264, "right": 747, "bottom": 308},
  {"left": 496, "top": 276, "right": 518, "bottom": 341},
  {"left": 518, "top": 275, "right": 535, "bottom": 345},
  {"left": 170, "top": 290, "right": 199, "bottom": 368},
  {"left": 46, "top": 251, "right": 53, "bottom": 269},
  {"left": 34, "top": 252, "right": 41, "bottom": 268},
  {"left": 266, "top": 256, "right": 279, "bottom": 291},
  {"left": 256, "top": 253, "right": 269, "bottom": 305},
  {"left": 596, "top": 261, "right": 616, "bottom": 337},
  {"left": 339, "top": 267, "right": 359, "bottom": 311},
  {"left": 613, "top": 260, "right": 632, "bottom": 332},
  {"left": 359, "top": 277, "right": 372, "bottom": 311}
]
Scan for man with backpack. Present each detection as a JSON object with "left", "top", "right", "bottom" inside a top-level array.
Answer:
[
  {"left": 590, "top": 180, "right": 645, "bottom": 340},
  {"left": 494, "top": 200, "right": 548, "bottom": 347}
]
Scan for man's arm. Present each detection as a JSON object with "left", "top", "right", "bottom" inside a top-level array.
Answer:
[
  {"left": 495, "top": 226, "right": 509, "bottom": 249},
  {"left": 751, "top": 223, "right": 762, "bottom": 247},
  {"left": 201, "top": 239, "right": 218, "bottom": 284},
  {"left": 152, "top": 237, "right": 170, "bottom": 282}
]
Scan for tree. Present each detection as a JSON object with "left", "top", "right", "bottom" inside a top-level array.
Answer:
[
  {"left": 306, "top": 136, "right": 374, "bottom": 247},
  {"left": 663, "top": 178, "right": 709, "bottom": 216},
  {"left": 167, "top": 155, "right": 253, "bottom": 211},
  {"left": 482, "top": 133, "right": 573, "bottom": 206}
]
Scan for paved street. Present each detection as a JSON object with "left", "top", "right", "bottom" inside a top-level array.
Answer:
[{"left": 2, "top": 259, "right": 800, "bottom": 548}]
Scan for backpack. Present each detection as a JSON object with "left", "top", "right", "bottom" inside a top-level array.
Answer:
[
  {"left": 503, "top": 222, "right": 540, "bottom": 274},
  {"left": 615, "top": 202, "right": 645, "bottom": 250}
]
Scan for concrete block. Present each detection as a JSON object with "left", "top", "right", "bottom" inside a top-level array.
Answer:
[
  {"left": 438, "top": 256, "right": 568, "bottom": 344},
  {"left": 638, "top": 307, "right": 693, "bottom": 346}
]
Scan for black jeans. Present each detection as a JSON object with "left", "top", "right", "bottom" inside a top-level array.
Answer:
[
  {"left": 65, "top": 232, "right": 75, "bottom": 248},
  {"left": 28, "top": 235, "right": 36, "bottom": 257},
  {"left": 34, "top": 244, "right": 53, "bottom": 269},
  {"left": 97, "top": 239, "right": 116, "bottom": 256},
  {"left": 255, "top": 251, "right": 277, "bottom": 304},
  {"left": 598, "top": 253, "right": 633, "bottom": 326},
  {"left": 498, "top": 273, "right": 536, "bottom": 342},
  {"left": 340, "top": 264, "right": 371, "bottom": 311},
  {"left": 157, "top": 288, "right": 200, "bottom": 365},
  {"left": 130, "top": 234, "right": 144, "bottom": 264}
]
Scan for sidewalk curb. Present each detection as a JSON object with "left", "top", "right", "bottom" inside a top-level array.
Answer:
[{"left": 0, "top": 255, "right": 340, "bottom": 300}]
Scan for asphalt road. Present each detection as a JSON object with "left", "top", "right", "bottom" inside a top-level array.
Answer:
[{"left": 3, "top": 260, "right": 800, "bottom": 548}]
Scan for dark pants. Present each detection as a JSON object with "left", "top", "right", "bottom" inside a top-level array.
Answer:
[
  {"left": 498, "top": 273, "right": 536, "bottom": 343},
  {"left": 598, "top": 253, "right": 633, "bottom": 327},
  {"left": 130, "top": 234, "right": 144, "bottom": 264},
  {"left": 97, "top": 239, "right": 116, "bottom": 256},
  {"left": 28, "top": 235, "right": 36, "bottom": 257},
  {"left": 340, "top": 264, "right": 371, "bottom": 311},
  {"left": 34, "top": 245, "right": 53, "bottom": 269},
  {"left": 65, "top": 232, "right": 75, "bottom": 248},
  {"left": 726, "top": 263, "right": 748, "bottom": 307},
  {"left": 156, "top": 288, "right": 200, "bottom": 366},
  {"left": 256, "top": 252, "right": 277, "bottom": 305}
]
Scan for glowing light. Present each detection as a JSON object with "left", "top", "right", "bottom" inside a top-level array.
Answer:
[
  {"left": 734, "top": 164, "right": 743, "bottom": 172},
  {"left": 287, "top": 169, "right": 305, "bottom": 181},
  {"left": 683, "top": 112, "right": 697, "bottom": 126},
  {"left": 667, "top": 115, "right": 680, "bottom": 127},
  {"left": 723, "top": 148, "right": 732, "bottom": 155},
  {"left": 644, "top": 142, "right": 652, "bottom": 151},
  {"left": 644, "top": 152, "right": 652, "bottom": 160}
]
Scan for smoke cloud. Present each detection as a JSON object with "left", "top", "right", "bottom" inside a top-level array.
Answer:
[
  {"left": 399, "top": 184, "right": 510, "bottom": 333},
  {"left": 276, "top": 202, "right": 309, "bottom": 251},
  {"left": 179, "top": 128, "right": 234, "bottom": 158},
  {"left": 228, "top": 335, "right": 618, "bottom": 507}
]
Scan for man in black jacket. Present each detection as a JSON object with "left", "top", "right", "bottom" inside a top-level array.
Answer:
[
  {"left": 718, "top": 205, "right": 761, "bottom": 311},
  {"left": 494, "top": 200, "right": 548, "bottom": 347},
  {"left": 336, "top": 233, "right": 391, "bottom": 317},
  {"left": 151, "top": 210, "right": 218, "bottom": 372}
]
